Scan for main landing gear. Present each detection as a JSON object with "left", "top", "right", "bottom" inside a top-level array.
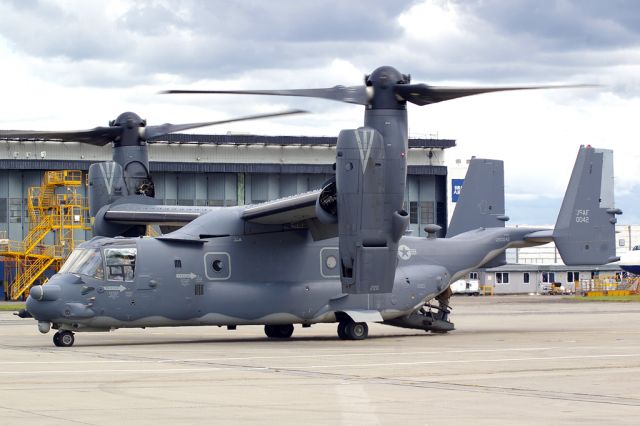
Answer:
[
  {"left": 53, "top": 330, "right": 75, "bottom": 347},
  {"left": 264, "top": 324, "right": 294, "bottom": 339},
  {"left": 337, "top": 320, "right": 369, "bottom": 340}
]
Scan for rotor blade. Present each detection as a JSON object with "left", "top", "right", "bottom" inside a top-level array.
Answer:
[
  {"left": 143, "top": 109, "right": 309, "bottom": 140},
  {"left": 162, "top": 85, "right": 369, "bottom": 105},
  {"left": 395, "top": 83, "right": 596, "bottom": 106},
  {"left": 0, "top": 127, "right": 122, "bottom": 146}
]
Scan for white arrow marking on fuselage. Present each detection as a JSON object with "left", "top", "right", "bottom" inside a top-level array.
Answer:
[
  {"left": 176, "top": 273, "right": 198, "bottom": 279},
  {"left": 354, "top": 128, "right": 374, "bottom": 173},
  {"left": 103, "top": 285, "right": 126, "bottom": 292}
]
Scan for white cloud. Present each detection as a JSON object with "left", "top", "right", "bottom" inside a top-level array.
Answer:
[{"left": 1, "top": 0, "right": 640, "bottom": 225}]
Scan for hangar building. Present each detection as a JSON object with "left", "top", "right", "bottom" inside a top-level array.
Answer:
[{"left": 0, "top": 133, "right": 455, "bottom": 298}]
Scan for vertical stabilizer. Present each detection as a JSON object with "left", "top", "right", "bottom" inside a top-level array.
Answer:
[
  {"left": 447, "top": 159, "right": 507, "bottom": 238},
  {"left": 553, "top": 146, "right": 620, "bottom": 265}
]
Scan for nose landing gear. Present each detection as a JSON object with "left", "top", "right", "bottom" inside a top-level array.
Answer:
[{"left": 53, "top": 330, "right": 75, "bottom": 347}]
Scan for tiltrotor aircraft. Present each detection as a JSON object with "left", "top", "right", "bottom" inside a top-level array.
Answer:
[{"left": 11, "top": 66, "right": 620, "bottom": 347}]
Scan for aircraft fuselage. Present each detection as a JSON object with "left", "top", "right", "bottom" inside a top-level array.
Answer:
[{"left": 26, "top": 226, "right": 545, "bottom": 334}]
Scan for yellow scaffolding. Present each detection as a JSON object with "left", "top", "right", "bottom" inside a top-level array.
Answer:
[
  {"left": 577, "top": 274, "right": 640, "bottom": 296},
  {"left": 0, "top": 170, "right": 90, "bottom": 300}
]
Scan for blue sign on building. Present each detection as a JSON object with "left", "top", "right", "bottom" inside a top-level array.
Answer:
[{"left": 451, "top": 179, "right": 464, "bottom": 202}]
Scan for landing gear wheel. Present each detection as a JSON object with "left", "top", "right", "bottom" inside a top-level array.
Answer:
[
  {"left": 53, "top": 331, "right": 75, "bottom": 347},
  {"left": 337, "top": 321, "right": 349, "bottom": 340},
  {"left": 344, "top": 321, "right": 368, "bottom": 340},
  {"left": 264, "top": 324, "right": 294, "bottom": 339}
]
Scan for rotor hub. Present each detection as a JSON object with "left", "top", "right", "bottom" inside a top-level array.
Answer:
[{"left": 365, "top": 66, "right": 411, "bottom": 110}]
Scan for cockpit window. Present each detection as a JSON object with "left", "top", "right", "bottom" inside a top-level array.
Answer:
[
  {"left": 59, "top": 248, "right": 104, "bottom": 280},
  {"left": 104, "top": 247, "right": 136, "bottom": 282}
]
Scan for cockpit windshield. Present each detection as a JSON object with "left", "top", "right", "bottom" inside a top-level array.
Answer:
[
  {"left": 59, "top": 248, "right": 104, "bottom": 280},
  {"left": 104, "top": 247, "right": 137, "bottom": 282}
]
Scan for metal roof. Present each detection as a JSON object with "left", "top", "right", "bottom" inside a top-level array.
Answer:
[
  {"left": 148, "top": 133, "right": 456, "bottom": 149},
  {"left": 484, "top": 263, "right": 621, "bottom": 272},
  {"left": 0, "top": 160, "right": 448, "bottom": 175}
]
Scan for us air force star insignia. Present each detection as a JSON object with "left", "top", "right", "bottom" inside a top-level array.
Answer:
[{"left": 398, "top": 244, "right": 417, "bottom": 260}]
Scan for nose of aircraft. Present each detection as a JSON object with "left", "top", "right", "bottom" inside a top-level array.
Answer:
[
  {"left": 26, "top": 286, "right": 62, "bottom": 321},
  {"left": 29, "top": 284, "right": 61, "bottom": 301},
  {"left": 25, "top": 276, "right": 68, "bottom": 321},
  {"left": 26, "top": 274, "right": 98, "bottom": 325}
]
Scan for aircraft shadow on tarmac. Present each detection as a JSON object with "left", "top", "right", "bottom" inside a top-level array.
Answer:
[{"left": 41, "top": 331, "right": 445, "bottom": 348}]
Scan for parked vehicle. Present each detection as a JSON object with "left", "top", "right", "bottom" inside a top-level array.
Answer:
[{"left": 451, "top": 272, "right": 480, "bottom": 296}]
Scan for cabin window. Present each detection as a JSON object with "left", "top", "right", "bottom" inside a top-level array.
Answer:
[
  {"left": 212, "top": 259, "right": 224, "bottom": 272},
  {"left": 174, "top": 259, "right": 182, "bottom": 268},
  {"left": 495, "top": 272, "right": 509, "bottom": 284},
  {"left": 104, "top": 247, "right": 136, "bottom": 282},
  {"left": 523, "top": 272, "right": 530, "bottom": 284},
  {"left": 59, "top": 248, "right": 104, "bottom": 280}
]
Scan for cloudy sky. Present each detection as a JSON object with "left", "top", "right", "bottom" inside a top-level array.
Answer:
[{"left": 1, "top": 0, "right": 639, "bottom": 224}]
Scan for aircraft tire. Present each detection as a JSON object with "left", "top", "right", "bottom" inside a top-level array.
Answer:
[
  {"left": 54, "top": 331, "right": 75, "bottom": 347},
  {"left": 344, "top": 321, "right": 368, "bottom": 340},
  {"left": 264, "top": 324, "right": 294, "bottom": 339},
  {"left": 337, "top": 322, "right": 349, "bottom": 340}
]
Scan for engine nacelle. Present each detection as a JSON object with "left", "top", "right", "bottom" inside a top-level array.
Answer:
[
  {"left": 336, "top": 127, "right": 409, "bottom": 294},
  {"left": 315, "top": 177, "right": 338, "bottom": 224},
  {"left": 88, "top": 162, "right": 126, "bottom": 217},
  {"left": 89, "top": 161, "right": 158, "bottom": 237}
]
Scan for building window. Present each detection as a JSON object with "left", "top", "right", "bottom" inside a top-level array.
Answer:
[
  {"left": 496, "top": 272, "right": 509, "bottom": 284},
  {"left": 568, "top": 272, "right": 580, "bottom": 282},
  {"left": 420, "top": 201, "right": 434, "bottom": 224},
  {"left": 409, "top": 201, "right": 418, "bottom": 224},
  {"left": 436, "top": 202, "right": 446, "bottom": 227},
  {"left": 9, "top": 198, "right": 21, "bottom": 223},
  {"left": 523, "top": 272, "right": 530, "bottom": 284},
  {"left": 542, "top": 272, "right": 555, "bottom": 283},
  {"left": 0, "top": 198, "right": 6, "bottom": 223},
  {"left": 469, "top": 272, "right": 478, "bottom": 280},
  {"left": 250, "top": 174, "right": 268, "bottom": 204}
]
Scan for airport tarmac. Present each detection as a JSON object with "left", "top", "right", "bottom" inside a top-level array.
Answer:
[{"left": 1, "top": 295, "right": 639, "bottom": 425}]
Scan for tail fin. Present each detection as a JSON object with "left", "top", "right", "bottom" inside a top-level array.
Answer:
[
  {"left": 553, "top": 146, "right": 621, "bottom": 265},
  {"left": 447, "top": 159, "right": 508, "bottom": 238}
]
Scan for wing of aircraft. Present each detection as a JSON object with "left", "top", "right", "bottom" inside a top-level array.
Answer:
[
  {"left": 241, "top": 190, "right": 320, "bottom": 224},
  {"left": 98, "top": 188, "right": 337, "bottom": 239}
]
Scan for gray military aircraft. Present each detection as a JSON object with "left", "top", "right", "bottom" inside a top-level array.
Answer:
[{"left": 18, "top": 66, "right": 619, "bottom": 347}]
